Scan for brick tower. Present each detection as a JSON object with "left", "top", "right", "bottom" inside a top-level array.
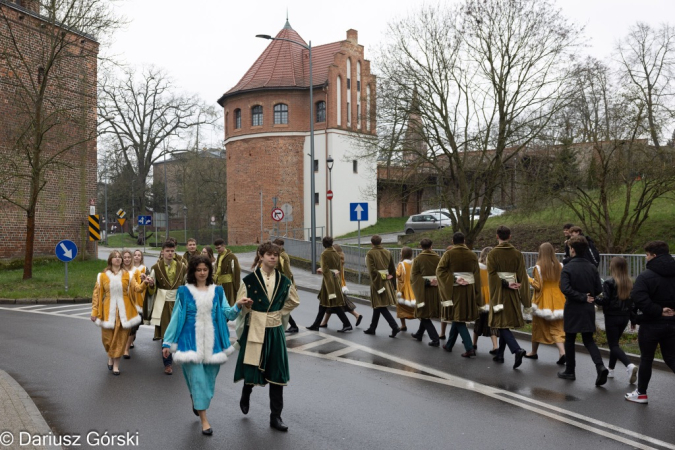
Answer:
[{"left": 218, "top": 21, "right": 377, "bottom": 244}]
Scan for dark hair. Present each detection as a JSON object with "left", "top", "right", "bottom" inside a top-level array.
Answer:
[
  {"left": 168, "top": 237, "right": 178, "bottom": 244},
  {"left": 496, "top": 225, "right": 511, "bottom": 241},
  {"left": 186, "top": 255, "right": 214, "bottom": 286},
  {"left": 187, "top": 238, "right": 197, "bottom": 244},
  {"left": 420, "top": 238, "right": 432, "bottom": 249},
  {"left": 162, "top": 240, "right": 176, "bottom": 249},
  {"left": 569, "top": 226, "right": 583, "bottom": 235},
  {"left": 106, "top": 250, "right": 122, "bottom": 271},
  {"left": 202, "top": 245, "right": 215, "bottom": 262},
  {"left": 257, "top": 241, "right": 280, "bottom": 257},
  {"left": 563, "top": 223, "right": 575, "bottom": 230},
  {"left": 273, "top": 238, "right": 285, "bottom": 246},
  {"left": 322, "top": 236, "right": 334, "bottom": 248},
  {"left": 644, "top": 240, "right": 669, "bottom": 256},
  {"left": 568, "top": 235, "right": 588, "bottom": 256},
  {"left": 214, "top": 238, "right": 225, "bottom": 246},
  {"left": 452, "top": 232, "right": 465, "bottom": 244},
  {"left": 401, "top": 246, "right": 413, "bottom": 259},
  {"left": 371, "top": 235, "right": 382, "bottom": 245}
]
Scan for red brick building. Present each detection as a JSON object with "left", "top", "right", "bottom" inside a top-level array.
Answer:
[
  {"left": 218, "top": 21, "right": 377, "bottom": 244},
  {"left": 0, "top": 0, "right": 99, "bottom": 259}
]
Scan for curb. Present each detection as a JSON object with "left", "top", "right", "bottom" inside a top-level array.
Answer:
[{"left": 0, "top": 298, "right": 90, "bottom": 305}]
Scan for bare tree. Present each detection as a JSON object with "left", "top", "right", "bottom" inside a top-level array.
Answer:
[
  {"left": 366, "top": 0, "right": 582, "bottom": 245},
  {"left": 0, "top": 0, "right": 121, "bottom": 279},
  {"left": 98, "top": 66, "right": 218, "bottom": 215}
]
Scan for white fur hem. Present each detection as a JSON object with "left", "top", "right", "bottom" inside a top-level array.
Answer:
[
  {"left": 120, "top": 314, "right": 142, "bottom": 329},
  {"left": 135, "top": 305, "right": 143, "bottom": 313},
  {"left": 405, "top": 300, "right": 414, "bottom": 307},
  {"left": 531, "top": 304, "right": 564, "bottom": 320},
  {"left": 172, "top": 350, "right": 230, "bottom": 364}
]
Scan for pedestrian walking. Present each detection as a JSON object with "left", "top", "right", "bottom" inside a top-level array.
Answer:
[
  {"left": 162, "top": 255, "right": 252, "bottom": 435},
  {"left": 395, "top": 246, "right": 416, "bottom": 331},
  {"left": 213, "top": 238, "right": 241, "bottom": 307},
  {"left": 557, "top": 236, "right": 608, "bottom": 386},
  {"left": 562, "top": 223, "right": 574, "bottom": 265},
  {"left": 410, "top": 239, "right": 442, "bottom": 346},
  {"left": 320, "top": 243, "right": 363, "bottom": 327},
  {"left": 183, "top": 238, "right": 199, "bottom": 265},
  {"left": 124, "top": 249, "right": 147, "bottom": 359},
  {"left": 201, "top": 246, "right": 216, "bottom": 276},
  {"left": 363, "top": 235, "right": 401, "bottom": 337},
  {"left": 525, "top": 243, "right": 566, "bottom": 364},
  {"left": 566, "top": 226, "right": 600, "bottom": 268},
  {"left": 90, "top": 250, "right": 142, "bottom": 375},
  {"left": 473, "top": 247, "right": 498, "bottom": 354},
  {"left": 273, "top": 238, "right": 300, "bottom": 333},
  {"left": 625, "top": 241, "right": 675, "bottom": 404}
]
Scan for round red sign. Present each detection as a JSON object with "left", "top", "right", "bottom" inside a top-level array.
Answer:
[{"left": 327, "top": 190, "right": 333, "bottom": 200}]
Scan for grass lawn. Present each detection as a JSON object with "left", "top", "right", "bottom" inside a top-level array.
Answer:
[
  {"left": 0, "top": 259, "right": 107, "bottom": 299},
  {"left": 101, "top": 233, "right": 257, "bottom": 254},
  {"left": 336, "top": 217, "right": 408, "bottom": 239}
]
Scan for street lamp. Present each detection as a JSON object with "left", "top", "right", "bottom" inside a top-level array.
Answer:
[
  {"left": 183, "top": 205, "right": 188, "bottom": 244},
  {"left": 256, "top": 32, "right": 317, "bottom": 273},
  {"left": 326, "top": 155, "right": 334, "bottom": 237}
]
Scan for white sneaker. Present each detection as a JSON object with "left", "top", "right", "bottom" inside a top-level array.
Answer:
[
  {"left": 607, "top": 369, "right": 614, "bottom": 378},
  {"left": 625, "top": 389, "right": 648, "bottom": 404},
  {"left": 627, "top": 364, "right": 638, "bottom": 385}
]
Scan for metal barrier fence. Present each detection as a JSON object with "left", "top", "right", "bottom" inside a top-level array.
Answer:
[{"left": 273, "top": 236, "right": 654, "bottom": 280}]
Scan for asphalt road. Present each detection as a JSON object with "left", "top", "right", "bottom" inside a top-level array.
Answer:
[{"left": 0, "top": 291, "right": 674, "bottom": 450}]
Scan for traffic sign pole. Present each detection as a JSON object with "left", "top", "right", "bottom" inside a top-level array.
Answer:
[
  {"left": 358, "top": 220, "right": 361, "bottom": 284},
  {"left": 65, "top": 262, "right": 68, "bottom": 292}
]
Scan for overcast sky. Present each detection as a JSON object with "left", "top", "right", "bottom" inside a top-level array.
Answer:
[{"left": 107, "top": 0, "right": 675, "bottom": 147}]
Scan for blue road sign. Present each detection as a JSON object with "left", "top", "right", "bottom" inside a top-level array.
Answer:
[
  {"left": 138, "top": 215, "right": 152, "bottom": 226},
  {"left": 55, "top": 240, "right": 78, "bottom": 262},
  {"left": 350, "top": 203, "right": 369, "bottom": 222}
]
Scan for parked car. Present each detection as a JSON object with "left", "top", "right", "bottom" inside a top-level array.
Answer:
[
  {"left": 420, "top": 206, "right": 505, "bottom": 221},
  {"left": 404, "top": 213, "right": 451, "bottom": 234}
]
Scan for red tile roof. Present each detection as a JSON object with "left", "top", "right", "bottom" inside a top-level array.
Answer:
[{"left": 219, "top": 21, "right": 344, "bottom": 103}]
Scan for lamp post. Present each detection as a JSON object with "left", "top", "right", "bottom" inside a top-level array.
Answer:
[
  {"left": 163, "top": 151, "right": 169, "bottom": 240},
  {"left": 183, "top": 205, "right": 188, "bottom": 244},
  {"left": 256, "top": 32, "right": 317, "bottom": 273},
  {"left": 326, "top": 155, "right": 334, "bottom": 237}
]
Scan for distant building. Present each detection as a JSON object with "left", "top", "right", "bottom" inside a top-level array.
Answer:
[{"left": 218, "top": 21, "right": 377, "bottom": 244}]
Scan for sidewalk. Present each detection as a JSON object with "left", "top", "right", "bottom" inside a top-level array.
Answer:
[{"left": 0, "top": 370, "right": 58, "bottom": 450}]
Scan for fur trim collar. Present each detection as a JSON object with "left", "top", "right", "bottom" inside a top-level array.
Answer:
[{"left": 95, "top": 271, "right": 140, "bottom": 329}]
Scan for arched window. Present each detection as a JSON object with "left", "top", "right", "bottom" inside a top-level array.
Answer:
[
  {"left": 336, "top": 76, "right": 342, "bottom": 126},
  {"left": 357, "top": 61, "right": 361, "bottom": 92},
  {"left": 251, "top": 105, "right": 263, "bottom": 126},
  {"left": 234, "top": 109, "right": 241, "bottom": 129},
  {"left": 366, "top": 85, "right": 371, "bottom": 131},
  {"left": 346, "top": 59, "right": 352, "bottom": 126},
  {"left": 316, "top": 101, "right": 326, "bottom": 123},
  {"left": 273, "top": 103, "right": 288, "bottom": 124},
  {"left": 346, "top": 58, "right": 352, "bottom": 89}
]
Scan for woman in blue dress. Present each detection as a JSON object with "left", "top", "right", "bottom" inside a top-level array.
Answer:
[{"left": 162, "top": 255, "right": 252, "bottom": 435}]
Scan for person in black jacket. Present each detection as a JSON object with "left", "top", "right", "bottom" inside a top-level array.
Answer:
[
  {"left": 595, "top": 257, "right": 638, "bottom": 384},
  {"left": 561, "top": 223, "right": 574, "bottom": 265},
  {"left": 625, "top": 241, "right": 675, "bottom": 404},
  {"left": 565, "top": 226, "right": 600, "bottom": 268},
  {"left": 558, "top": 236, "right": 609, "bottom": 386}
]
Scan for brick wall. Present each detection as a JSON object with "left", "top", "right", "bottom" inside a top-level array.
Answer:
[{"left": 0, "top": 2, "right": 99, "bottom": 260}]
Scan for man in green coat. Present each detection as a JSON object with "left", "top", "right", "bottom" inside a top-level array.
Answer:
[
  {"left": 436, "top": 232, "right": 482, "bottom": 357},
  {"left": 273, "top": 238, "right": 300, "bottom": 333},
  {"left": 364, "top": 235, "right": 401, "bottom": 337},
  {"left": 487, "top": 225, "right": 530, "bottom": 369},
  {"left": 410, "top": 239, "right": 442, "bottom": 346},
  {"left": 214, "top": 238, "right": 241, "bottom": 306},
  {"left": 307, "top": 236, "right": 352, "bottom": 332},
  {"left": 235, "top": 242, "right": 300, "bottom": 432}
]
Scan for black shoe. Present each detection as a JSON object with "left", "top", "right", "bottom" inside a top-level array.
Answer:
[
  {"left": 461, "top": 349, "right": 476, "bottom": 358},
  {"left": 473, "top": 345, "right": 478, "bottom": 350},
  {"left": 524, "top": 353, "right": 538, "bottom": 360},
  {"left": 389, "top": 327, "right": 401, "bottom": 338},
  {"left": 355, "top": 315, "right": 363, "bottom": 327},
  {"left": 107, "top": 364, "right": 113, "bottom": 371},
  {"left": 152, "top": 337, "right": 161, "bottom": 341},
  {"left": 443, "top": 344, "right": 452, "bottom": 352},
  {"left": 411, "top": 333, "right": 423, "bottom": 342},
  {"left": 363, "top": 329, "right": 376, "bottom": 335},
  {"left": 123, "top": 354, "right": 131, "bottom": 359},
  {"left": 489, "top": 348, "right": 499, "bottom": 355},
  {"left": 595, "top": 366, "right": 609, "bottom": 386},
  {"left": 493, "top": 355, "right": 505, "bottom": 363},
  {"left": 400, "top": 326, "right": 407, "bottom": 332},
  {"left": 306, "top": 325, "right": 320, "bottom": 331},
  {"left": 285, "top": 326, "right": 299, "bottom": 333},
  {"left": 556, "top": 355, "right": 566, "bottom": 365},
  {"left": 270, "top": 417, "right": 288, "bottom": 432},
  {"left": 201, "top": 428, "right": 213, "bottom": 436},
  {"left": 337, "top": 326, "right": 353, "bottom": 333},
  {"left": 557, "top": 370, "right": 576, "bottom": 380},
  {"left": 439, "top": 334, "right": 447, "bottom": 340},
  {"left": 428, "top": 340, "right": 440, "bottom": 347},
  {"left": 112, "top": 370, "right": 120, "bottom": 376},
  {"left": 319, "top": 324, "right": 328, "bottom": 328},
  {"left": 240, "top": 390, "right": 250, "bottom": 415},
  {"left": 513, "top": 349, "right": 527, "bottom": 369},
  {"left": 129, "top": 343, "right": 135, "bottom": 349}
]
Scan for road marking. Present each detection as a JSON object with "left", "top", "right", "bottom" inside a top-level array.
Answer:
[
  {"left": 30, "top": 304, "right": 91, "bottom": 311},
  {"left": 284, "top": 331, "right": 313, "bottom": 341},
  {"left": 325, "top": 346, "right": 357, "bottom": 357},
  {"left": 0, "top": 306, "right": 89, "bottom": 320},
  {"left": 289, "top": 337, "right": 337, "bottom": 352}
]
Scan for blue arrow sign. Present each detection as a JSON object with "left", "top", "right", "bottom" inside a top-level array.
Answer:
[
  {"left": 138, "top": 215, "right": 152, "bottom": 226},
  {"left": 350, "top": 203, "right": 369, "bottom": 222},
  {"left": 55, "top": 240, "right": 78, "bottom": 262}
]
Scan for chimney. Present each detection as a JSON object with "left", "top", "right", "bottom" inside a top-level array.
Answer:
[{"left": 346, "top": 29, "right": 358, "bottom": 44}]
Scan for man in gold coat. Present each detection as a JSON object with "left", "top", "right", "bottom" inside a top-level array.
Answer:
[
  {"left": 487, "top": 225, "right": 531, "bottom": 369},
  {"left": 214, "top": 238, "right": 241, "bottom": 307},
  {"left": 364, "top": 235, "right": 401, "bottom": 337},
  {"left": 410, "top": 239, "right": 442, "bottom": 346},
  {"left": 436, "top": 232, "right": 482, "bottom": 357},
  {"left": 273, "top": 238, "right": 299, "bottom": 333}
]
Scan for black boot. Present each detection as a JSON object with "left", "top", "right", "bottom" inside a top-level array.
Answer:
[
  {"left": 240, "top": 385, "right": 252, "bottom": 414},
  {"left": 270, "top": 416, "right": 288, "bottom": 432},
  {"left": 595, "top": 364, "right": 609, "bottom": 386}
]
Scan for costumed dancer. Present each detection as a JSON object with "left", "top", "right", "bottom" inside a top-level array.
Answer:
[
  {"left": 273, "top": 238, "right": 300, "bottom": 333},
  {"left": 183, "top": 238, "right": 199, "bottom": 266},
  {"left": 90, "top": 250, "right": 142, "bottom": 375},
  {"left": 234, "top": 242, "right": 300, "bottom": 432},
  {"left": 123, "top": 249, "right": 147, "bottom": 358},
  {"left": 436, "top": 232, "right": 482, "bottom": 356},
  {"left": 307, "top": 237, "right": 352, "bottom": 332},
  {"left": 146, "top": 240, "right": 187, "bottom": 375},
  {"left": 320, "top": 244, "right": 363, "bottom": 327},
  {"left": 162, "top": 255, "right": 252, "bottom": 435},
  {"left": 524, "top": 243, "right": 566, "bottom": 364},
  {"left": 213, "top": 238, "right": 241, "bottom": 307},
  {"left": 473, "top": 247, "right": 498, "bottom": 354},
  {"left": 201, "top": 246, "right": 217, "bottom": 276},
  {"left": 395, "top": 247, "right": 416, "bottom": 332},
  {"left": 410, "top": 239, "right": 442, "bottom": 346},
  {"left": 487, "top": 226, "right": 530, "bottom": 369},
  {"left": 363, "top": 235, "right": 401, "bottom": 337}
]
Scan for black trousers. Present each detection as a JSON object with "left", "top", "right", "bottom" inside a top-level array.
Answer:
[
  {"left": 637, "top": 322, "right": 675, "bottom": 394},
  {"left": 564, "top": 332, "right": 603, "bottom": 371},
  {"left": 242, "top": 383, "right": 284, "bottom": 419},
  {"left": 288, "top": 315, "right": 297, "bottom": 329},
  {"left": 415, "top": 318, "right": 440, "bottom": 342},
  {"left": 497, "top": 329, "right": 521, "bottom": 356},
  {"left": 604, "top": 314, "right": 631, "bottom": 369},
  {"left": 369, "top": 307, "right": 398, "bottom": 331},
  {"left": 310, "top": 305, "right": 351, "bottom": 328}
]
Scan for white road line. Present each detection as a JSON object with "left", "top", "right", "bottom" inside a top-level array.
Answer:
[
  {"left": 31, "top": 304, "right": 91, "bottom": 311},
  {"left": 284, "top": 331, "right": 313, "bottom": 341},
  {"left": 325, "top": 346, "right": 357, "bottom": 357},
  {"left": 289, "top": 337, "right": 335, "bottom": 352},
  {"left": 13, "top": 305, "right": 47, "bottom": 310},
  {"left": 0, "top": 306, "right": 89, "bottom": 320},
  {"left": 72, "top": 311, "right": 95, "bottom": 316}
]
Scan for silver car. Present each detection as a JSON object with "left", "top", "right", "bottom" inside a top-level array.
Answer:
[{"left": 404, "top": 213, "right": 450, "bottom": 234}]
